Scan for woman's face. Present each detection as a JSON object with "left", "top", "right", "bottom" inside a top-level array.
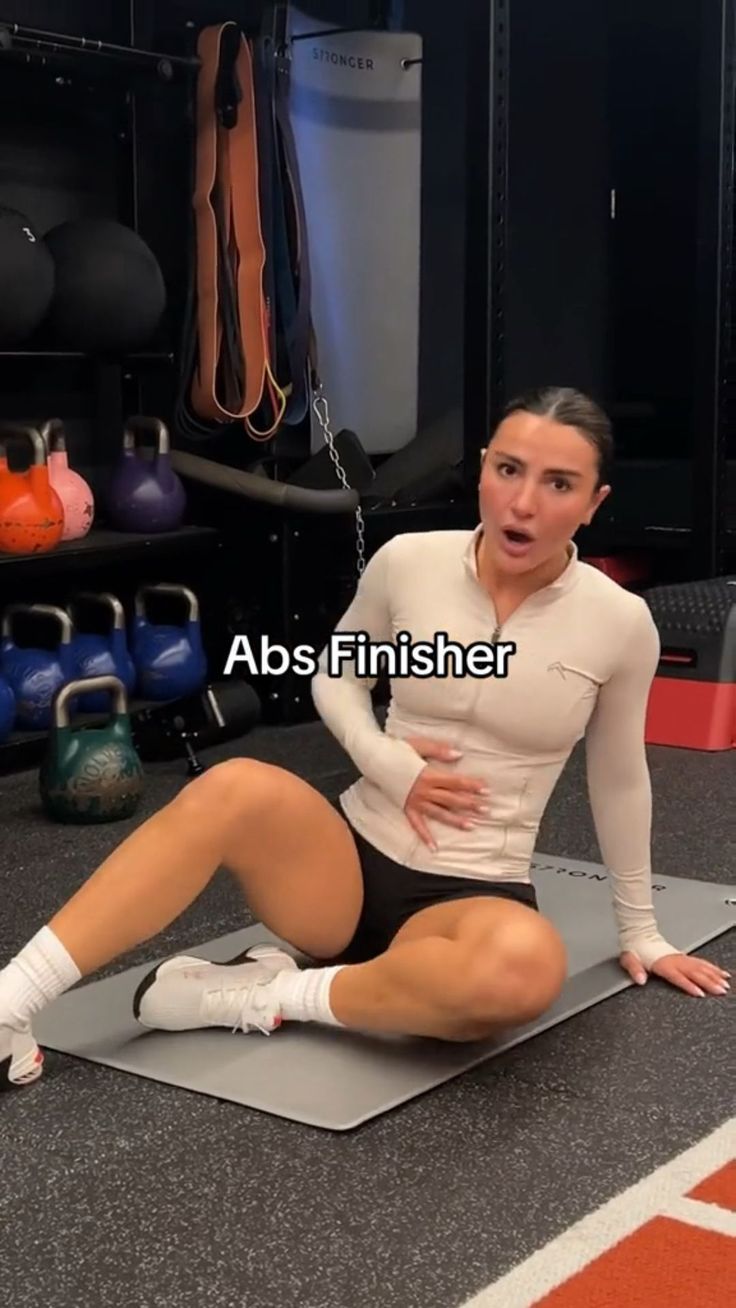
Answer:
[{"left": 478, "top": 410, "right": 610, "bottom": 578}]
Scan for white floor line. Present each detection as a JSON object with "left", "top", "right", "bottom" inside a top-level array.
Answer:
[
  {"left": 661, "top": 1194, "right": 736, "bottom": 1239},
  {"left": 460, "top": 1118, "right": 736, "bottom": 1308}
]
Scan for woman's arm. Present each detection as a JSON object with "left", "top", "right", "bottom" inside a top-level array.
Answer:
[
  {"left": 584, "top": 598, "right": 678, "bottom": 970},
  {"left": 311, "top": 539, "right": 427, "bottom": 807}
]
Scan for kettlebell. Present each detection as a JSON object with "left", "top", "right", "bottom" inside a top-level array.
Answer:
[
  {"left": 0, "top": 672, "right": 16, "bottom": 743},
  {"left": 106, "top": 416, "right": 186, "bottom": 533},
  {"left": 132, "top": 584, "right": 207, "bottom": 701},
  {"left": 39, "top": 675, "right": 144, "bottom": 824},
  {"left": 66, "top": 592, "right": 136, "bottom": 713},
  {"left": 1, "top": 604, "right": 75, "bottom": 730},
  {"left": 0, "top": 423, "right": 65, "bottom": 555},
  {"left": 39, "top": 418, "right": 94, "bottom": 541}
]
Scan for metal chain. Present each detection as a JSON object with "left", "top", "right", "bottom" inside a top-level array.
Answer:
[{"left": 311, "top": 384, "right": 366, "bottom": 578}]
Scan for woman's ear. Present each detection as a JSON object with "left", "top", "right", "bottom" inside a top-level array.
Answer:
[{"left": 583, "top": 483, "right": 611, "bottom": 525}]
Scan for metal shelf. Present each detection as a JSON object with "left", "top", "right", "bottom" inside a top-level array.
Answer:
[
  {"left": 0, "top": 350, "right": 174, "bottom": 362},
  {"left": 0, "top": 692, "right": 190, "bottom": 777},
  {"left": 0, "top": 525, "right": 221, "bottom": 576}
]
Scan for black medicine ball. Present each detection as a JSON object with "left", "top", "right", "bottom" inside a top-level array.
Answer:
[
  {"left": 0, "top": 207, "right": 55, "bottom": 347},
  {"left": 44, "top": 218, "right": 167, "bottom": 353}
]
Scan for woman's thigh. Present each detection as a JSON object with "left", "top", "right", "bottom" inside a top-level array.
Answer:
[{"left": 206, "top": 761, "right": 364, "bottom": 960}]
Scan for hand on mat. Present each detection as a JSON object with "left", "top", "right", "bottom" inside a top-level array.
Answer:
[
  {"left": 402, "top": 737, "right": 489, "bottom": 850},
  {"left": 619, "top": 950, "right": 731, "bottom": 997}
]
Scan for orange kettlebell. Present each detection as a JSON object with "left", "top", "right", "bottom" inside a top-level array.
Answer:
[{"left": 0, "top": 423, "right": 65, "bottom": 555}]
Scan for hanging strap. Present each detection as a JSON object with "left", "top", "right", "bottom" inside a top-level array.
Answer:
[{"left": 189, "top": 22, "right": 286, "bottom": 439}]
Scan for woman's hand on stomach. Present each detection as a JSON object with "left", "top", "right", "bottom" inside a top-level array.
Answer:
[{"left": 402, "top": 736, "right": 489, "bottom": 851}]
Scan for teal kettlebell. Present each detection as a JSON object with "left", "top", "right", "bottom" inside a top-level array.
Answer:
[
  {"left": 131, "top": 584, "right": 207, "bottom": 701},
  {"left": 39, "top": 675, "right": 144, "bottom": 824}
]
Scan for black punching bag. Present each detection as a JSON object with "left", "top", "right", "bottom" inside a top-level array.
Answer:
[
  {"left": 0, "top": 207, "right": 55, "bottom": 346},
  {"left": 43, "top": 219, "right": 167, "bottom": 352}
]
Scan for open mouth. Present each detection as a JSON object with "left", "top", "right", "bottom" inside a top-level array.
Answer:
[{"left": 502, "top": 528, "right": 534, "bottom": 545}]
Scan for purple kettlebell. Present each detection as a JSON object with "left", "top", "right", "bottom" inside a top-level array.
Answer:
[{"left": 106, "top": 416, "right": 186, "bottom": 533}]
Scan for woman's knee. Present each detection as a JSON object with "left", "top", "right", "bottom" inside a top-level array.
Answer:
[
  {"left": 172, "top": 757, "right": 287, "bottom": 827},
  {"left": 463, "top": 916, "right": 568, "bottom": 1027}
]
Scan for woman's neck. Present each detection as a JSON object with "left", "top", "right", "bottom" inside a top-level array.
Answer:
[{"left": 475, "top": 531, "right": 571, "bottom": 603}]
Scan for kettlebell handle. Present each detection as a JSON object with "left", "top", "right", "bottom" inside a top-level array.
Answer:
[
  {"left": 1, "top": 603, "right": 73, "bottom": 644},
  {"left": 123, "top": 416, "right": 170, "bottom": 456},
  {"left": 0, "top": 422, "right": 50, "bottom": 466},
  {"left": 52, "top": 675, "right": 129, "bottom": 729},
  {"left": 39, "top": 417, "right": 67, "bottom": 454},
  {"left": 68, "top": 592, "right": 126, "bottom": 632},
  {"left": 134, "top": 584, "right": 201, "bottom": 622}
]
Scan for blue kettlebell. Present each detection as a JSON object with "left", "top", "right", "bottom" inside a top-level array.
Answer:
[
  {"left": 67, "top": 592, "right": 136, "bottom": 713},
  {"left": 0, "top": 672, "right": 16, "bottom": 743},
  {"left": 131, "top": 584, "right": 207, "bottom": 701},
  {"left": 0, "top": 604, "right": 75, "bottom": 730}
]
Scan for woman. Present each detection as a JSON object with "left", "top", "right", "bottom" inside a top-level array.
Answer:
[{"left": 1, "top": 386, "right": 729, "bottom": 1089}]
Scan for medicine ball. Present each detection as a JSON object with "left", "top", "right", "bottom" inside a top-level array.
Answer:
[
  {"left": 43, "top": 219, "right": 167, "bottom": 353},
  {"left": 0, "top": 207, "right": 55, "bottom": 346}
]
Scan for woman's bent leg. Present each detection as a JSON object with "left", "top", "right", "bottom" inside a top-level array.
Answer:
[
  {"left": 46, "top": 758, "right": 363, "bottom": 975},
  {"left": 320, "top": 896, "right": 567, "bottom": 1040},
  {"left": 136, "top": 893, "right": 567, "bottom": 1043}
]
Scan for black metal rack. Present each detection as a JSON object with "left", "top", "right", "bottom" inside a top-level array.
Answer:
[
  {"left": 0, "top": 18, "right": 199, "bottom": 79},
  {"left": 0, "top": 4, "right": 213, "bottom": 573},
  {"left": 462, "top": 0, "right": 507, "bottom": 498}
]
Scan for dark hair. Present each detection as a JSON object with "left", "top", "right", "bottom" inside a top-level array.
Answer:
[{"left": 500, "top": 386, "right": 613, "bottom": 489}]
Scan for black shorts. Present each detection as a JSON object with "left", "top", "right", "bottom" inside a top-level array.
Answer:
[{"left": 334, "top": 803, "right": 539, "bottom": 963}]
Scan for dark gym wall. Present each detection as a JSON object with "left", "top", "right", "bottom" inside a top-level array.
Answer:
[
  {"left": 607, "top": 0, "right": 701, "bottom": 458},
  {"left": 504, "top": 0, "right": 610, "bottom": 403},
  {"left": 501, "top": 0, "right": 703, "bottom": 460}
]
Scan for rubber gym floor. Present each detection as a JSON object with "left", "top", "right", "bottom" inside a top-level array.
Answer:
[{"left": 2, "top": 720, "right": 734, "bottom": 1308}]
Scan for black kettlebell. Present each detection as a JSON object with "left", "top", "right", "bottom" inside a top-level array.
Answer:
[{"left": 39, "top": 675, "right": 144, "bottom": 824}]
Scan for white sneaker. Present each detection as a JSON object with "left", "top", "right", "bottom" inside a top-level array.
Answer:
[
  {"left": 133, "top": 944, "right": 299, "bottom": 1035},
  {"left": 0, "top": 1021, "right": 44, "bottom": 1090}
]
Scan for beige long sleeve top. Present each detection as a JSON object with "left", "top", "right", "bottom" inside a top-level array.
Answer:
[{"left": 311, "top": 526, "right": 678, "bottom": 969}]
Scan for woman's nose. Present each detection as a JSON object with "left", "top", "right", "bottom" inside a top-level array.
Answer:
[{"left": 511, "top": 483, "right": 537, "bottom": 515}]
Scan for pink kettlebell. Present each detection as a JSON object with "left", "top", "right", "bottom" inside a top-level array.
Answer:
[{"left": 40, "top": 418, "right": 94, "bottom": 541}]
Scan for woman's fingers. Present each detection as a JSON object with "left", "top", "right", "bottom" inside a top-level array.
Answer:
[
  {"left": 406, "top": 800, "right": 480, "bottom": 834},
  {"left": 405, "top": 807, "right": 438, "bottom": 850},
  {"left": 421, "top": 770, "right": 489, "bottom": 810},
  {"left": 425, "top": 788, "right": 489, "bottom": 815}
]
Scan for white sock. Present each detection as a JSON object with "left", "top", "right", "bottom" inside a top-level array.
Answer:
[
  {"left": 0, "top": 926, "right": 82, "bottom": 1029},
  {"left": 273, "top": 964, "right": 346, "bottom": 1027}
]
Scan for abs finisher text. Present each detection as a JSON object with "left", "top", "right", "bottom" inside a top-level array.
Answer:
[{"left": 222, "top": 632, "right": 517, "bottom": 678}]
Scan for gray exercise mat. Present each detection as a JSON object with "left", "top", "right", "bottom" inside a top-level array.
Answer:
[{"left": 33, "top": 854, "right": 735, "bottom": 1131}]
